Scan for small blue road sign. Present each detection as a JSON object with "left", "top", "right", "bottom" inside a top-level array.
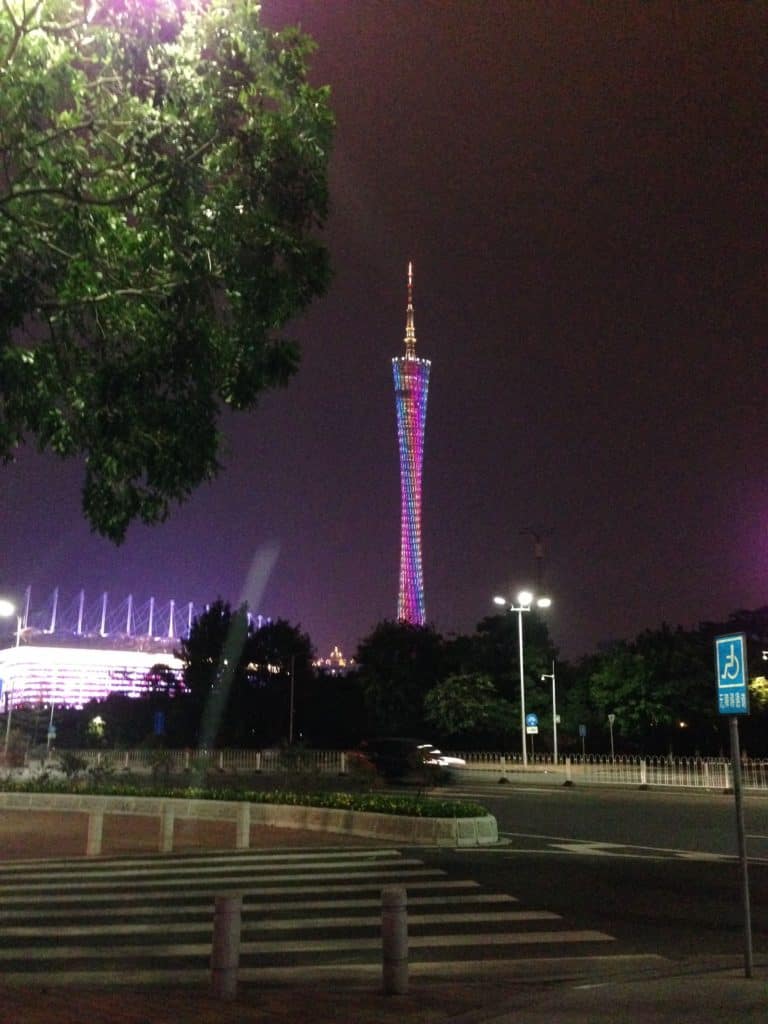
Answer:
[
  {"left": 578, "top": 724, "right": 587, "bottom": 737},
  {"left": 525, "top": 713, "right": 539, "bottom": 728},
  {"left": 715, "top": 633, "right": 750, "bottom": 715}
]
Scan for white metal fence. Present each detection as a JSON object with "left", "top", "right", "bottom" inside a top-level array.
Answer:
[
  {"left": 450, "top": 751, "right": 768, "bottom": 791},
  {"left": 17, "top": 748, "right": 768, "bottom": 791},
  {"left": 43, "top": 748, "right": 348, "bottom": 776}
]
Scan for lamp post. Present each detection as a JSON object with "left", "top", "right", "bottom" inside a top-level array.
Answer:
[
  {"left": 608, "top": 713, "right": 616, "bottom": 759},
  {"left": 493, "top": 591, "right": 552, "bottom": 768},
  {"left": 288, "top": 654, "right": 295, "bottom": 745},
  {"left": 541, "top": 661, "right": 558, "bottom": 765},
  {"left": 0, "top": 600, "right": 22, "bottom": 759}
]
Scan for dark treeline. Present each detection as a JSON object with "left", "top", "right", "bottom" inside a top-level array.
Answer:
[{"left": 49, "top": 603, "right": 768, "bottom": 758}]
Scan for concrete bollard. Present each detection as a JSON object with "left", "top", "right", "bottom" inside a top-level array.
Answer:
[
  {"left": 86, "top": 809, "right": 104, "bottom": 856},
  {"left": 160, "top": 805, "right": 175, "bottom": 854},
  {"left": 211, "top": 894, "right": 242, "bottom": 1001},
  {"left": 381, "top": 885, "right": 408, "bottom": 995},
  {"left": 235, "top": 803, "right": 250, "bottom": 850}
]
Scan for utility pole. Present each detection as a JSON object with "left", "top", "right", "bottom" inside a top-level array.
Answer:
[
  {"left": 520, "top": 528, "right": 553, "bottom": 589},
  {"left": 288, "top": 655, "right": 295, "bottom": 745},
  {"left": 541, "top": 661, "right": 558, "bottom": 764}
]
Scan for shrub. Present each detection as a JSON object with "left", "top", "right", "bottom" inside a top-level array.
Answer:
[
  {"left": 149, "top": 750, "right": 174, "bottom": 782},
  {"left": 1, "top": 728, "right": 27, "bottom": 769},
  {"left": 345, "top": 750, "right": 379, "bottom": 790},
  {"left": 0, "top": 777, "right": 488, "bottom": 819},
  {"left": 59, "top": 752, "right": 87, "bottom": 779},
  {"left": 88, "top": 759, "right": 116, "bottom": 788}
]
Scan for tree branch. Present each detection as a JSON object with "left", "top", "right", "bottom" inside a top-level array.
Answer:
[
  {"left": 39, "top": 283, "right": 176, "bottom": 309},
  {"left": 1, "top": 133, "right": 217, "bottom": 208},
  {"left": 2, "top": 0, "right": 44, "bottom": 67},
  {"left": 28, "top": 119, "right": 95, "bottom": 151}
]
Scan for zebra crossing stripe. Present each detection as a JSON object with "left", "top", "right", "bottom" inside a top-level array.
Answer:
[
  {"left": 0, "top": 877, "right": 480, "bottom": 906},
  {"left": 0, "top": 953, "right": 667, "bottom": 988},
  {"left": 0, "top": 846, "right": 405, "bottom": 866},
  {"left": 0, "top": 857, "right": 428, "bottom": 889},
  {"left": 0, "top": 848, "right": 407, "bottom": 881},
  {"left": 0, "top": 929, "right": 615, "bottom": 962},
  {"left": 0, "top": 865, "right": 444, "bottom": 898},
  {"left": 0, "top": 891, "right": 514, "bottom": 922},
  {"left": 0, "top": 910, "right": 558, "bottom": 939}
]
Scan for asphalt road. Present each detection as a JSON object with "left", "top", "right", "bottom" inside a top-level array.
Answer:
[{"left": 419, "top": 784, "right": 768, "bottom": 963}]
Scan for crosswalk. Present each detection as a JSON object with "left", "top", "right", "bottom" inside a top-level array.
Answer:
[{"left": 0, "top": 847, "right": 656, "bottom": 984}]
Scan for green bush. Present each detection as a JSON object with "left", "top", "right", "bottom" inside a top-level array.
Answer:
[
  {"left": 58, "top": 752, "right": 88, "bottom": 779},
  {"left": 345, "top": 751, "right": 380, "bottom": 790},
  {"left": 0, "top": 777, "right": 488, "bottom": 819},
  {"left": 1, "top": 729, "right": 27, "bottom": 769},
  {"left": 149, "top": 750, "right": 174, "bottom": 782},
  {"left": 87, "top": 759, "right": 116, "bottom": 788}
]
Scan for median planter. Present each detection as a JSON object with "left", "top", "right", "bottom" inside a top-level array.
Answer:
[
  {"left": 0, "top": 791, "right": 498, "bottom": 851},
  {"left": 247, "top": 800, "right": 497, "bottom": 846}
]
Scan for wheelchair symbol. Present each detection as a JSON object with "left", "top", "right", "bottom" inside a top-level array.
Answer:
[{"left": 721, "top": 644, "right": 741, "bottom": 681}]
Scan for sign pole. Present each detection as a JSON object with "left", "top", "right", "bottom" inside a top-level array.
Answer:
[
  {"left": 715, "top": 633, "right": 752, "bottom": 980},
  {"left": 729, "top": 715, "right": 753, "bottom": 978}
]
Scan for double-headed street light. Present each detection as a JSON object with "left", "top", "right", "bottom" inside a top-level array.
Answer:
[
  {"left": 493, "top": 591, "right": 552, "bottom": 767},
  {"left": 0, "top": 600, "right": 22, "bottom": 759}
]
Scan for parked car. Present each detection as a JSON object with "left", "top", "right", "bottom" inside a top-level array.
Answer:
[{"left": 355, "top": 738, "right": 465, "bottom": 780}]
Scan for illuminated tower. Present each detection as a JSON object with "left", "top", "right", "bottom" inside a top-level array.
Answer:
[{"left": 392, "top": 263, "right": 431, "bottom": 625}]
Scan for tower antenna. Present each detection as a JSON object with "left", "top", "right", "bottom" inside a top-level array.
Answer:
[
  {"left": 404, "top": 261, "right": 417, "bottom": 358},
  {"left": 520, "top": 527, "right": 553, "bottom": 588}
]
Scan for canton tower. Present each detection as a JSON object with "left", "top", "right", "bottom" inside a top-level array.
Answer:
[{"left": 392, "top": 263, "right": 431, "bottom": 625}]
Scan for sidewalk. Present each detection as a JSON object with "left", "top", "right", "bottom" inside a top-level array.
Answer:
[
  {"left": 463, "top": 968, "right": 768, "bottom": 1024},
  {"left": 0, "top": 964, "right": 763, "bottom": 1024},
  {"left": 0, "top": 812, "right": 764, "bottom": 1023}
]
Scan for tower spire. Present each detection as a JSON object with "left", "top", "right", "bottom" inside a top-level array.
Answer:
[{"left": 404, "top": 260, "right": 417, "bottom": 358}]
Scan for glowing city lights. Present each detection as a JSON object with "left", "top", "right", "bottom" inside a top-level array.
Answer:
[
  {"left": 0, "top": 645, "right": 184, "bottom": 710},
  {"left": 393, "top": 264, "right": 430, "bottom": 625}
]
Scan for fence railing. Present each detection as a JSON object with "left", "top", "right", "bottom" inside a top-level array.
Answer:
[
  {"left": 13, "top": 747, "right": 768, "bottom": 792},
  {"left": 36, "top": 748, "right": 348, "bottom": 776},
  {"left": 450, "top": 751, "right": 768, "bottom": 791}
]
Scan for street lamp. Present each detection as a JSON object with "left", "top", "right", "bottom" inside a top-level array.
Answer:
[
  {"left": 608, "top": 712, "right": 616, "bottom": 759},
  {"left": 541, "top": 661, "right": 558, "bottom": 765},
  {"left": 493, "top": 590, "right": 552, "bottom": 767},
  {"left": 0, "top": 600, "right": 22, "bottom": 759}
]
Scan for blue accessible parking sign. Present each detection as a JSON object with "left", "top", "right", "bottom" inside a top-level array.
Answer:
[{"left": 715, "top": 633, "right": 749, "bottom": 715}]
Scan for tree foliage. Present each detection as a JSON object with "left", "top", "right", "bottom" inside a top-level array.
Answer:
[
  {"left": 0, "top": 0, "right": 332, "bottom": 540},
  {"left": 178, "top": 600, "right": 313, "bottom": 747},
  {"left": 586, "top": 624, "right": 722, "bottom": 753},
  {"left": 424, "top": 673, "right": 513, "bottom": 743},
  {"left": 457, "top": 613, "right": 557, "bottom": 705},
  {"left": 354, "top": 621, "right": 445, "bottom": 737}
]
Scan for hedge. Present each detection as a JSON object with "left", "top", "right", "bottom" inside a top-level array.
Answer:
[{"left": 0, "top": 778, "right": 488, "bottom": 819}]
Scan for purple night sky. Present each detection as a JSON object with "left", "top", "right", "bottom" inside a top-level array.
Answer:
[{"left": 2, "top": 2, "right": 766, "bottom": 662}]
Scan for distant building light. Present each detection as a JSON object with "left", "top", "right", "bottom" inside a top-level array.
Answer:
[{"left": 314, "top": 645, "right": 354, "bottom": 675}]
